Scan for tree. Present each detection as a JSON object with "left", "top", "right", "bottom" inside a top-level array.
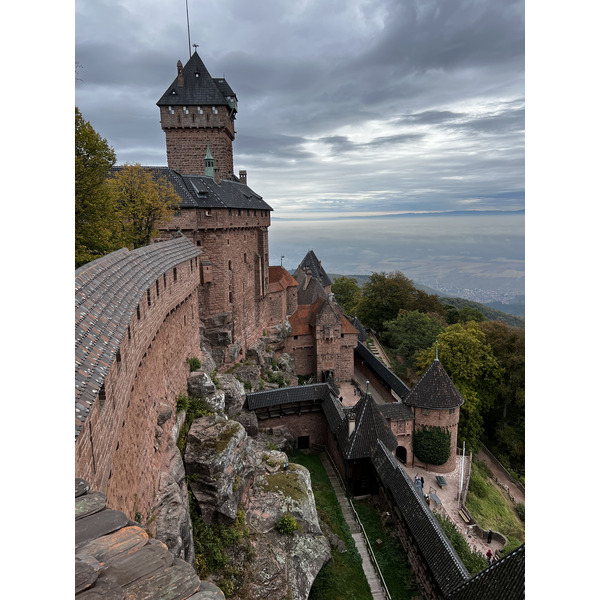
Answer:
[
  {"left": 331, "top": 276, "right": 361, "bottom": 315},
  {"left": 479, "top": 321, "right": 525, "bottom": 475},
  {"left": 75, "top": 107, "right": 119, "bottom": 267},
  {"left": 413, "top": 426, "right": 451, "bottom": 465},
  {"left": 107, "top": 164, "right": 179, "bottom": 249},
  {"left": 381, "top": 310, "right": 444, "bottom": 371},
  {"left": 416, "top": 322, "right": 503, "bottom": 452},
  {"left": 354, "top": 271, "right": 416, "bottom": 333}
]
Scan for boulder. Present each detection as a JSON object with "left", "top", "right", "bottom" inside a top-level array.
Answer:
[
  {"left": 188, "top": 371, "right": 216, "bottom": 398},
  {"left": 230, "top": 365, "right": 261, "bottom": 392},
  {"left": 276, "top": 353, "right": 295, "bottom": 375},
  {"left": 235, "top": 410, "right": 259, "bottom": 437},
  {"left": 216, "top": 374, "right": 246, "bottom": 416},
  {"left": 157, "top": 403, "right": 172, "bottom": 426},
  {"left": 205, "top": 390, "right": 226, "bottom": 414},
  {"left": 185, "top": 415, "right": 255, "bottom": 523}
]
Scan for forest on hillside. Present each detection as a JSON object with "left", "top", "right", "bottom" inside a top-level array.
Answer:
[{"left": 331, "top": 273, "right": 525, "bottom": 481}]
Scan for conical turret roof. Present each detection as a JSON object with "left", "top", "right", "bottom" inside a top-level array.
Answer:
[
  {"left": 345, "top": 393, "right": 398, "bottom": 460},
  {"left": 404, "top": 359, "right": 464, "bottom": 409},
  {"left": 157, "top": 52, "right": 236, "bottom": 108}
]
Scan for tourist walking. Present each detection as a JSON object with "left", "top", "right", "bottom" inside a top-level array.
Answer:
[
  {"left": 420, "top": 475, "right": 425, "bottom": 490},
  {"left": 487, "top": 529, "right": 493, "bottom": 543},
  {"left": 486, "top": 549, "right": 493, "bottom": 565}
]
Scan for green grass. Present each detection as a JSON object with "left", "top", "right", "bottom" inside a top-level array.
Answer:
[
  {"left": 288, "top": 451, "right": 372, "bottom": 600},
  {"left": 466, "top": 462, "right": 525, "bottom": 555},
  {"left": 353, "top": 499, "right": 421, "bottom": 599}
]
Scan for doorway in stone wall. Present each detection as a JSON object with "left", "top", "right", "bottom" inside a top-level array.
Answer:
[
  {"left": 396, "top": 446, "right": 407, "bottom": 464},
  {"left": 298, "top": 436, "right": 310, "bottom": 450}
]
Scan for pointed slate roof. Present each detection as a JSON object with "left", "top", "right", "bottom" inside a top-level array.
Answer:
[
  {"left": 294, "top": 250, "right": 333, "bottom": 289},
  {"left": 344, "top": 393, "right": 398, "bottom": 460},
  {"left": 404, "top": 359, "right": 465, "bottom": 410},
  {"left": 157, "top": 52, "right": 236, "bottom": 108}
]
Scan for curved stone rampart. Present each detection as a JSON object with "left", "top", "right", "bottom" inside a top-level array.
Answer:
[{"left": 75, "top": 237, "right": 203, "bottom": 516}]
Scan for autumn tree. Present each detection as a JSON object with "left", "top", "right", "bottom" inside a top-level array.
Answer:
[
  {"left": 75, "top": 107, "right": 119, "bottom": 267},
  {"left": 331, "top": 276, "right": 361, "bottom": 315},
  {"left": 107, "top": 164, "right": 180, "bottom": 249},
  {"left": 416, "top": 321, "right": 503, "bottom": 452}
]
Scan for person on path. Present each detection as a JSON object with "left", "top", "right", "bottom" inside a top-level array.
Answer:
[
  {"left": 421, "top": 476, "right": 425, "bottom": 490},
  {"left": 415, "top": 473, "right": 420, "bottom": 485},
  {"left": 486, "top": 549, "right": 493, "bottom": 565},
  {"left": 487, "top": 529, "right": 493, "bottom": 543}
]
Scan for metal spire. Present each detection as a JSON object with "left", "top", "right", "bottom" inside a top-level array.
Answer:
[{"left": 435, "top": 340, "right": 439, "bottom": 361}]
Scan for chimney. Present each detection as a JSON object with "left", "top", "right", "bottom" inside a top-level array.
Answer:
[
  {"left": 239, "top": 170, "right": 247, "bottom": 184},
  {"left": 213, "top": 168, "right": 221, "bottom": 185},
  {"left": 303, "top": 269, "right": 311, "bottom": 290},
  {"left": 348, "top": 413, "right": 356, "bottom": 437},
  {"left": 176, "top": 60, "right": 184, "bottom": 87}
]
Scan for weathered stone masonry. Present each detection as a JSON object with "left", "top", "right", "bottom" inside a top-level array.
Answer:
[{"left": 75, "top": 237, "right": 202, "bottom": 519}]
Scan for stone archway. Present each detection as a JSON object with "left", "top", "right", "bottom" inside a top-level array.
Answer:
[{"left": 395, "top": 446, "right": 407, "bottom": 464}]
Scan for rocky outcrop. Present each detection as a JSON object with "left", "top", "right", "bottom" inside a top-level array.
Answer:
[{"left": 185, "top": 415, "right": 255, "bottom": 523}]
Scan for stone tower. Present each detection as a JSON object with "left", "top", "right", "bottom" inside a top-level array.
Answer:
[{"left": 157, "top": 52, "right": 238, "bottom": 178}]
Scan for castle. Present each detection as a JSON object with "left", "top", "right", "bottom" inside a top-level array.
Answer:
[{"left": 74, "top": 52, "right": 524, "bottom": 599}]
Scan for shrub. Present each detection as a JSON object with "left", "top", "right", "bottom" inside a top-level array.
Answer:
[
  {"left": 413, "top": 425, "right": 451, "bottom": 465},
  {"left": 468, "top": 474, "right": 488, "bottom": 498},
  {"left": 176, "top": 392, "right": 190, "bottom": 413},
  {"left": 276, "top": 512, "right": 299, "bottom": 535},
  {"left": 186, "top": 356, "right": 201, "bottom": 372},
  {"left": 515, "top": 503, "right": 525, "bottom": 522}
]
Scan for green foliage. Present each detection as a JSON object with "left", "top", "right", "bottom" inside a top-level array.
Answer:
[
  {"left": 353, "top": 500, "right": 420, "bottom": 598},
  {"left": 288, "top": 452, "right": 372, "bottom": 600},
  {"left": 75, "top": 107, "right": 119, "bottom": 267},
  {"left": 353, "top": 271, "right": 445, "bottom": 333},
  {"left": 515, "top": 503, "right": 525, "bottom": 522},
  {"left": 441, "top": 297, "right": 524, "bottom": 328},
  {"left": 267, "top": 370, "right": 289, "bottom": 387},
  {"left": 479, "top": 321, "right": 525, "bottom": 477},
  {"left": 413, "top": 426, "right": 451, "bottom": 465},
  {"left": 434, "top": 514, "right": 488, "bottom": 575},
  {"left": 176, "top": 392, "right": 190, "bottom": 413},
  {"left": 468, "top": 473, "right": 488, "bottom": 498},
  {"left": 465, "top": 463, "right": 525, "bottom": 546},
  {"left": 331, "top": 276, "right": 361, "bottom": 314},
  {"left": 186, "top": 356, "right": 201, "bottom": 372},
  {"left": 106, "top": 163, "right": 179, "bottom": 249},
  {"left": 276, "top": 512, "right": 299, "bottom": 535},
  {"left": 416, "top": 322, "right": 503, "bottom": 452},
  {"left": 381, "top": 310, "right": 444, "bottom": 372},
  {"left": 176, "top": 396, "right": 210, "bottom": 454},
  {"left": 190, "top": 503, "right": 250, "bottom": 596}
]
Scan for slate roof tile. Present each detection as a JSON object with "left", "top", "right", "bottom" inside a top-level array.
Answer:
[
  {"left": 403, "top": 359, "right": 465, "bottom": 409},
  {"left": 371, "top": 442, "right": 470, "bottom": 596},
  {"left": 355, "top": 342, "right": 410, "bottom": 399}
]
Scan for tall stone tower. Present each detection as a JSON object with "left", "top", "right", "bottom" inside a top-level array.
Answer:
[{"left": 157, "top": 52, "right": 238, "bottom": 178}]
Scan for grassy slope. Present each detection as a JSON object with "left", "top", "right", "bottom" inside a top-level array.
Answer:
[
  {"left": 465, "top": 462, "right": 525, "bottom": 555},
  {"left": 288, "top": 451, "right": 372, "bottom": 600},
  {"left": 353, "top": 499, "right": 421, "bottom": 599}
]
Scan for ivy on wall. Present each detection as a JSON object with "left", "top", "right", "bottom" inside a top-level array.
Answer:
[{"left": 413, "top": 425, "right": 451, "bottom": 465}]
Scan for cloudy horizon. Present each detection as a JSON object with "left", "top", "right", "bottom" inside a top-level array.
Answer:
[{"left": 76, "top": 0, "right": 524, "bottom": 220}]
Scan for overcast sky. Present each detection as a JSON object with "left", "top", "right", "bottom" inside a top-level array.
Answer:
[{"left": 76, "top": 0, "right": 525, "bottom": 220}]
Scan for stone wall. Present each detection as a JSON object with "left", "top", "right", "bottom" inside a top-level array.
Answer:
[
  {"left": 158, "top": 208, "right": 271, "bottom": 361},
  {"left": 75, "top": 259, "right": 202, "bottom": 520},
  {"left": 159, "top": 105, "right": 235, "bottom": 177},
  {"left": 257, "top": 412, "right": 329, "bottom": 449}
]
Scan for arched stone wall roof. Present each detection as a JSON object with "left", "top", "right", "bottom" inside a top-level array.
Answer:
[{"left": 75, "top": 236, "right": 200, "bottom": 440}]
